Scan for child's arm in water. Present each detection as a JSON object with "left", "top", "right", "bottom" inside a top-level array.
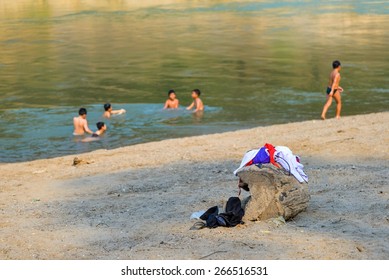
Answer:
[
  {"left": 111, "top": 109, "right": 126, "bottom": 115},
  {"left": 82, "top": 136, "right": 100, "bottom": 143},
  {"left": 186, "top": 102, "right": 195, "bottom": 110},
  {"left": 163, "top": 100, "right": 169, "bottom": 109},
  {"left": 83, "top": 120, "right": 93, "bottom": 134}
]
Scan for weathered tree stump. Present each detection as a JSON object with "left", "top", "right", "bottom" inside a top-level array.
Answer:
[{"left": 237, "top": 164, "right": 310, "bottom": 222}]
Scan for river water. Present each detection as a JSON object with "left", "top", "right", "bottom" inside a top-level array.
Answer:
[{"left": 0, "top": 0, "right": 388, "bottom": 162}]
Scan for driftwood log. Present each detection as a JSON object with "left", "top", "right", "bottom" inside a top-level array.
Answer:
[{"left": 237, "top": 164, "right": 310, "bottom": 222}]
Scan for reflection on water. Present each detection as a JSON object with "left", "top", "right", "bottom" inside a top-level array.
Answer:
[{"left": 0, "top": 0, "right": 388, "bottom": 162}]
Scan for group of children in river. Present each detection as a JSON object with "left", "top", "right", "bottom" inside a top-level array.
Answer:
[
  {"left": 73, "top": 59, "right": 344, "bottom": 142},
  {"left": 73, "top": 88, "right": 204, "bottom": 142}
]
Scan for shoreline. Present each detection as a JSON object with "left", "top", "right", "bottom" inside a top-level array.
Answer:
[
  {"left": 2, "top": 111, "right": 388, "bottom": 168},
  {"left": 2, "top": 108, "right": 389, "bottom": 165},
  {"left": 0, "top": 112, "right": 388, "bottom": 259}
]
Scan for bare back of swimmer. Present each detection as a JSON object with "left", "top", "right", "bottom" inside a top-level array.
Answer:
[{"left": 73, "top": 108, "right": 93, "bottom": 135}]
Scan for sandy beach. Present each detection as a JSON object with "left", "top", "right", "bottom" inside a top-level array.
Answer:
[{"left": 0, "top": 112, "right": 388, "bottom": 260}]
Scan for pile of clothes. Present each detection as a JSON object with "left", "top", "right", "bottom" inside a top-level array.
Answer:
[
  {"left": 190, "top": 144, "right": 307, "bottom": 230},
  {"left": 233, "top": 143, "right": 308, "bottom": 183},
  {"left": 190, "top": 197, "right": 245, "bottom": 230}
]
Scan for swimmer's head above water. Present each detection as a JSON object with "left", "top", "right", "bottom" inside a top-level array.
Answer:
[
  {"left": 191, "top": 89, "right": 201, "bottom": 99},
  {"left": 332, "top": 60, "right": 341, "bottom": 70},
  {"left": 96, "top": 121, "right": 106, "bottom": 131},
  {"left": 168, "top": 89, "right": 176, "bottom": 100},
  {"left": 104, "top": 103, "right": 112, "bottom": 112},
  {"left": 78, "top": 108, "right": 87, "bottom": 119}
]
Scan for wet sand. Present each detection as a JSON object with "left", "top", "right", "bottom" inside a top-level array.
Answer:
[{"left": 0, "top": 112, "right": 388, "bottom": 259}]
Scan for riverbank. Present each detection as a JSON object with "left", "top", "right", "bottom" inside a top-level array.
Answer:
[{"left": 1, "top": 112, "right": 388, "bottom": 259}]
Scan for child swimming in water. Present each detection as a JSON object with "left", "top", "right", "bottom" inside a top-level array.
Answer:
[
  {"left": 73, "top": 108, "right": 93, "bottom": 136},
  {"left": 82, "top": 122, "right": 107, "bottom": 142},
  {"left": 186, "top": 89, "right": 204, "bottom": 112},
  {"left": 103, "top": 103, "right": 126, "bottom": 118},
  {"left": 163, "top": 89, "right": 179, "bottom": 109}
]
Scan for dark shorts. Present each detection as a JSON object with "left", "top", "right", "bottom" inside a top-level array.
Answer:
[
  {"left": 91, "top": 133, "right": 99, "bottom": 138},
  {"left": 327, "top": 87, "right": 338, "bottom": 95}
]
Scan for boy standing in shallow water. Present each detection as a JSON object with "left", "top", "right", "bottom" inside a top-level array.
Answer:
[
  {"left": 73, "top": 108, "right": 93, "bottom": 135},
  {"left": 163, "top": 89, "right": 179, "bottom": 109},
  {"left": 186, "top": 89, "right": 204, "bottom": 112},
  {"left": 321, "top": 60, "right": 344, "bottom": 120}
]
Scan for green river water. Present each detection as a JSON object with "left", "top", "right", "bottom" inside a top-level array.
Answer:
[{"left": 0, "top": 0, "right": 388, "bottom": 162}]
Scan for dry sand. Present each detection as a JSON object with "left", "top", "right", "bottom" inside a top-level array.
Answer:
[{"left": 0, "top": 112, "right": 388, "bottom": 260}]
